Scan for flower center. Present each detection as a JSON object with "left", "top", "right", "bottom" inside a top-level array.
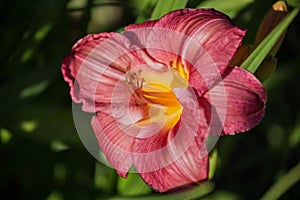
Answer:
[
  {"left": 140, "top": 82, "right": 183, "bottom": 130},
  {"left": 125, "top": 61, "right": 189, "bottom": 131}
]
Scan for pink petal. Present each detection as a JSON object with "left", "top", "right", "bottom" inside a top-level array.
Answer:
[
  {"left": 138, "top": 140, "right": 209, "bottom": 192},
  {"left": 62, "top": 33, "right": 114, "bottom": 110},
  {"left": 62, "top": 32, "right": 153, "bottom": 113},
  {"left": 92, "top": 88, "right": 170, "bottom": 177},
  {"left": 92, "top": 109, "right": 145, "bottom": 177},
  {"left": 125, "top": 9, "right": 246, "bottom": 96},
  {"left": 92, "top": 112, "right": 134, "bottom": 177},
  {"left": 132, "top": 88, "right": 209, "bottom": 192},
  {"left": 199, "top": 67, "right": 267, "bottom": 135}
]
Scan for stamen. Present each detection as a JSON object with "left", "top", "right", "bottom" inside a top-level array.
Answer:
[
  {"left": 124, "top": 61, "right": 184, "bottom": 131},
  {"left": 125, "top": 62, "right": 133, "bottom": 85},
  {"left": 125, "top": 62, "right": 147, "bottom": 104},
  {"left": 125, "top": 62, "right": 145, "bottom": 88},
  {"left": 169, "top": 59, "right": 189, "bottom": 80}
]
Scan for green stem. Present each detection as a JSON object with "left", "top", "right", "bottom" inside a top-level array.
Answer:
[
  {"left": 261, "top": 162, "right": 300, "bottom": 200},
  {"left": 240, "top": 7, "right": 299, "bottom": 73},
  {"left": 103, "top": 182, "right": 214, "bottom": 200}
]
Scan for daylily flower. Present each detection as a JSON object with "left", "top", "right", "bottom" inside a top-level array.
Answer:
[{"left": 62, "top": 8, "right": 267, "bottom": 192}]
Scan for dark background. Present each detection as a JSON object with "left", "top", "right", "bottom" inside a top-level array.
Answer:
[{"left": 0, "top": 0, "right": 299, "bottom": 199}]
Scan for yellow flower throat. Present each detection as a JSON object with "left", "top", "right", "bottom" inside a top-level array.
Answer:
[{"left": 125, "top": 61, "right": 189, "bottom": 131}]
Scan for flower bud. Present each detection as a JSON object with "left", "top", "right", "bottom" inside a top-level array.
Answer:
[
  {"left": 230, "top": 44, "right": 253, "bottom": 67},
  {"left": 254, "top": 55, "right": 277, "bottom": 82},
  {"left": 254, "top": 1, "right": 288, "bottom": 56}
]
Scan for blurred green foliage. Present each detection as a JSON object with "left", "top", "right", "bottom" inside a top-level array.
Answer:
[{"left": 0, "top": 0, "right": 299, "bottom": 199}]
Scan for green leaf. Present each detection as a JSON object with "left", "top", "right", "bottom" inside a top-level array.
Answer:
[
  {"left": 130, "top": 0, "right": 158, "bottom": 23},
  {"left": 202, "top": 190, "right": 240, "bottom": 200},
  {"left": 171, "top": 0, "right": 189, "bottom": 10},
  {"left": 289, "top": 120, "right": 300, "bottom": 148},
  {"left": 20, "top": 80, "right": 50, "bottom": 99},
  {"left": 0, "top": 128, "right": 13, "bottom": 144},
  {"left": 117, "top": 173, "right": 151, "bottom": 196},
  {"left": 150, "top": 0, "right": 188, "bottom": 20},
  {"left": 46, "top": 191, "right": 63, "bottom": 200},
  {"left": 286, "top": 0, "right": 300, "bottom": 7},
  {"left": 209, "top": 149, "right": 218, "bottom": 179},
  {"left": 197, "top": 0, "right": 254, "bottom": 18},
  {"left": 94, "top": 162, "right": 118, "bottom": 194},
  {"left": 240, "top": 8, "right": 299, "bottom": 73},
  {"left": 104, "top": 182, "right": 214, "bottom": 200},
  {"left": 50, "top": 140, "right": 69, "bottom": 152},
  {"left": 129, "top": 0, "right": 158, "bottom": 13},
  {"left": 261, "top": 162, "right": 300, "bottom": 200},
  {"left": 150, "top": 0, "right": 173, "bottom": 20}
]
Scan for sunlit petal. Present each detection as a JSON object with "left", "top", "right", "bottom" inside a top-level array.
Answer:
[
  {"left": 126, "top": 9, "right": 245, "bottom": 96},
  {"left": 62, "top": 33, "right": 154, "bottom": 113},
  {"left": 199, "top": 67, "right": 267, "bottom": 135},
  {"left": 133, "top": 88, "right": 209, "bottom": 192}
]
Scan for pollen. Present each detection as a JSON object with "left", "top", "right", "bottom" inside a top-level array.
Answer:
[
  {"left": 125, "top": 64, "right": 144, "bottom": 88},
  {"left": 125, "top": 60, "right": 189, "bottom": 131}
]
